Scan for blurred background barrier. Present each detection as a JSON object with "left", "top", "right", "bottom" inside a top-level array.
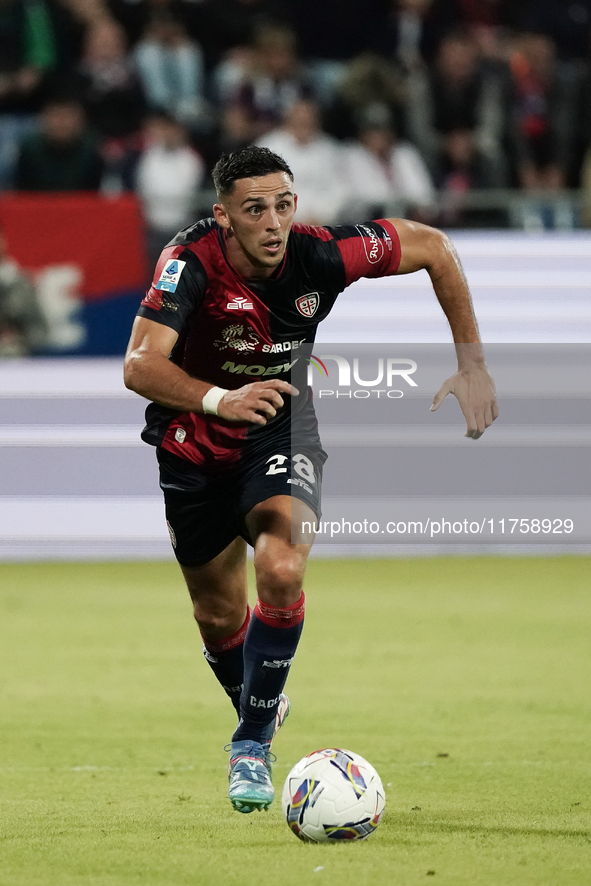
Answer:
[
  {"left": 1, "top": 231, "right": 590, "bottom": 561},
  {"left": 314, "top": 230, "right": 591, "bottom": 344},
  {"left": 0, "top": 192, "right": 147, "bottom": 355},
  {"left": 193, "top": 188, "right": 589, "bottom": 232},
  {"left": 2, "top": 209, "right": 591, "bottom": 357}
]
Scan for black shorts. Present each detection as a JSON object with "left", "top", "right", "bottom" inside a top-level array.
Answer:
[{"left": 157, "top": 444, "right": 325, "bottom": 567}]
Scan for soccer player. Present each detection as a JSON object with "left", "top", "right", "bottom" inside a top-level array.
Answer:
[{"left": 124, "top": 146, "right": 498, "bottom": 813}]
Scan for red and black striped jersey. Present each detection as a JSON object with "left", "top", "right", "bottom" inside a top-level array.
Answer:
[{"left": 137, "top": 217, "right": 401, "bottom": 466}]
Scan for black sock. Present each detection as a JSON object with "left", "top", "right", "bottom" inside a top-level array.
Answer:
[
  {"left": 201, "top": 607, "right": 250, "bottom": 714},
  {"left": 233, "top": 593, "right": 305, "bottom": 744}
]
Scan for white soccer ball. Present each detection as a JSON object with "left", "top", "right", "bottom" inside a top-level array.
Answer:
[{"left": 281, "top": 748, "right": 386, "bottom": 842}]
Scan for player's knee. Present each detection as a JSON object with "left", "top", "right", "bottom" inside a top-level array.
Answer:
[
  {"left": 254, "top": 551, "right": 302, "bottom": 604},
  {"left": 192, "top": 601, "right": 241, "bottom": 640}
]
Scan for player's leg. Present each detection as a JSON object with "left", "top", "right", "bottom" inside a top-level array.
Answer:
[
  {"left": 233, "top": 494, "right": 312, "bottom": 745},
  {"left": 225, "top": 442, "right": 322, "bottom": 812},
  {"left": 158, "top": 449, "right": 250, "bottom": 715},
  {"left": 227, "top": 495, "right": 315, "bottom": 813},
  {"left": 180, "top": 536, "right": 249, "bottom": 715}
]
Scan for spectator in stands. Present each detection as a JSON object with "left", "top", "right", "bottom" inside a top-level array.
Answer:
[
  {"left": 287, "top": 0, "right": 390, "bottom": 105},
  {"left": 405, "top": 29, "right": 509, "bottom": 187},
  {"left": 341, "top": 106, "right": 436, "bottom": 222},
  {"left": 0, "top": 228, "right": 47, "bottom": 355},
  {"left": 135, "top": 111, "right": 205, "bottom": 268},
  {"left": 0, "top": 0, "right": 58, "bottom": 188},
  {"left": 325, "top": 53, "right": 404, "bottom": 143},
  {"left": 108, "top": 0, "right": 197, "bottom": 46},
  {"left": 133, "top": 8, "right": 210, "bottom": 130},
  {"left": 437, "top": 0, "right": 512, "bottom": 61},
  {"left": 256, "top": 98, "right": 347, "bottom": 224},
  {"left": 508, "top": 32, "right": 578, "bottom": 192},
  {"left": 380, "top": 0, "right": 455, "bottom": 70},
  {"left": 212, "top": 103, "right": 255, "bottom": 161},
  {"left": 380, "top": 0, "right": 513, "bottom": 68},
  {"left": 436, "top": 128, "right": 507, "bottom": 227},
  {"left": 60, "top": 0, "right": 111, "bottom": 28},
  {"left": 513, "top": 0, "right": 591, "bottom": 64},
  {"left": 76, "top": 17, "right": 145, "bottom": 139},
  {"left": 579, "top": 147, "right": 591, "bottom": 225},
  {"left": 49, "top": 1, "right": 89, "bottom": 76},
  {"left": 0, "top": 0, "right": 57, "bottom": 100},
  {"left": 16, "top": 96, "right": 104, "bottom": 191},
  {"left": 574, "top": 37, "right": 591, "bottom": 192},
  {"left": 227, "top": 24, "right": 314, "bottom": 141},
  {"left": 200, "top": 0, "right": 291, "bottom": 74}
]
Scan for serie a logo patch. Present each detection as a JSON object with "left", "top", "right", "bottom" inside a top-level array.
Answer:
[{"left": 156, "top": 259, "right": 186, "bottom": 293}]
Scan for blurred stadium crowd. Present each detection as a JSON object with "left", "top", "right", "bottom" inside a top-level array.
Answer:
[
  {"left": 2, "top": 0, "right": 591, "bottom": 354},
  {"left": 4, "top": 0, "right": 591, "bottom": 217}
]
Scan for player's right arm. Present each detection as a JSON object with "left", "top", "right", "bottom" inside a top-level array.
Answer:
[
  {"left": 327, "top": 217, "right": 497, "bottom": 438},
  {"left": 124, "top": 316, "right": 296, "bottom": 425},
  {"left": 392, "top": 218, "right": 498, "bottom": 438}
]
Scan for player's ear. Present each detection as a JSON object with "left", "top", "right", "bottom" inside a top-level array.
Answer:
[
  {"left": 213, "top": 202, "right": 231, "bottom": 229},
  {"left": 293, "top": 192, "right": 298, "bottom": 214}
]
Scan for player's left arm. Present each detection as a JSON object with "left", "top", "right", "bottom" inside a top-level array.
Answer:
[{"left": 390, "top": 217, "right": 498, "bottom": 439}]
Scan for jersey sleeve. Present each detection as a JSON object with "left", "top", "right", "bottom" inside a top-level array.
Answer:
[
  {"left": 326, "top": 219, "right": 401, "bottom": 288},
  {"left": 136, "top": 244, "right": 207, "bottom": 334}
]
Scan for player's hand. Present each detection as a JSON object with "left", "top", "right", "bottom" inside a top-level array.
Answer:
[
  {"left": 218, "top": 379, "right": 299, "bottom": 425},
  {"left": 430, "top": 364, "right": 498, "bottom": 439}
]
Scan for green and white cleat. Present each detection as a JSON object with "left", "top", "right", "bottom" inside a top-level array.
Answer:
[
  {"left": 227, "top": 694, "right": 291, "bottom": 812},
  {"left": 228, "top": 740, "right": 275, "bottom": 813}
]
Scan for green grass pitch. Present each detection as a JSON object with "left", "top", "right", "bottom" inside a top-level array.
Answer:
[{"left": 1, "top": 557, "right": 590, "bottom": 886}]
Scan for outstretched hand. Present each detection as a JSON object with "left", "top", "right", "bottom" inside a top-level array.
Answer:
[
  {"left": 430, "top": 364, "right": 498, "bottom": 439},
  {"left": 218, "top": 379, "right": 299, "bottom": 425}
]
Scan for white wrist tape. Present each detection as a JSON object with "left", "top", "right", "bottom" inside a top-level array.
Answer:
[{"left": 201, "top": 386, "right": 228, "bottom": 416}]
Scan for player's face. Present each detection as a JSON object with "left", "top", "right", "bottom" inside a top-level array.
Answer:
[{"left": 214, "top": 172, "right": 297, "bottom": 277}]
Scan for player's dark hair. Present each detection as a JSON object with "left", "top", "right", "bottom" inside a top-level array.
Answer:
[{"left": 212, "top": 146, "right": 293, "bottom": 197}]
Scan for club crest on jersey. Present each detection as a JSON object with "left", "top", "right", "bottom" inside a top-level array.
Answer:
[
  {"left": 226, "top": 295, "right": 253, "bottom": 310},
  {"left": 295, "top": 292, "right": 319, "bottom": 318},
  {"left": 156, "top": 258, "right": 186, "bottom": 292}
]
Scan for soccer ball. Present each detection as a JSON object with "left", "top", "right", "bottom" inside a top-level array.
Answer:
[{"left": 281, "top": 748, "right": 385, "bottom": 842}]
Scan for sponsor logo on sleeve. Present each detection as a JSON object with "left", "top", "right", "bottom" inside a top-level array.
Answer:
[
  {"left": 295, "top": 292, "right": 319, "bottom": 317},
  {"left": 143, "top": 290, "right": 162, "bottom": 308},
  {"left": 356, "top": 225, "right": 384, "bottom": 264},
  {"left": 156, "top": 259, "right": 186, "bottom": 293}
]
